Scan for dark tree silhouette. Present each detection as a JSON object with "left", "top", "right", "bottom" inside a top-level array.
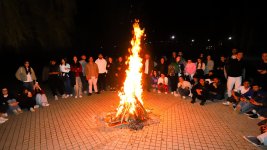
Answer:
[{"left": 0, "top": 0, "right": 76, "bottom": 49}]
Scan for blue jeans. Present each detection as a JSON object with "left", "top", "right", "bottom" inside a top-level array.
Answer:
[
  {"left": 239, "top": 101, "right": 256, "bottom": 113},
  {"left": 64, "top": 77, "right": 72, "bottom": 94},
  {"left": 7, "top": 99, "right": 21, "bottom": 111},
  {"left": 23, "top": 82, "right": 34, "bottom": 91}
]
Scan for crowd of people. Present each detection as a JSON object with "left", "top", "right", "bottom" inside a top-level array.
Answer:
[{"left": 0, "top": 48, "right": 266, "bottom": 147}]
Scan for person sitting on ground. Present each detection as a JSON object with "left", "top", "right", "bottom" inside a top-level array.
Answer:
[
  {"left": 157, "top": 73, "right": 168, "bottom": 94},
  {"left": 0, "top": 88, "right": 9, "bottom": 124},
  {"left": 223, "top": 80, "right": 252, "bottom": 108},
  {"left": 191, "top": 77, "right": 210, "bottom": 106},
  {"left": 237, "top": 83, "right": 267, "bottom": 119},
  {"left": 0, "top": 88, "right": 22, "bottom": 115},
  {"left": 17, "top": 88, "right": 38, "bottom": 112},
  {"left": 33, "top": 82, "right": 50, "bottom": 107},
  {"left": 151, "top": 70, "right": 159, "bottom": 92},
  {"left": 0, "top": 88, "right": 9, "bottom": 117},
  {"left": 208, "top": 77, "right": 225, "bottom": 100},
  {"left": 243, "top": 128, "right": 267, "bottom": 147},
  {"left": 175, "top": 76, "right": 192, "bottom": 99},
  {"left": 204, "top": 70, "right": 215, "bottom": 84}
]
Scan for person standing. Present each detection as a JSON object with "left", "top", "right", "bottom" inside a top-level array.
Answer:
[
  {"left": 143, "top": 54, "right": 154, "bottom": 92},
  {"left": 48, "top": 59, "right": 64, "bottom": 100},
  {"left": 79, "top": 55, "right": 88, "bottom": 94},
  {"left": 256, "top": 52, "right": 267, "bottom": 91},
  {"left": 70, "top": 56, "right": 83, "bottom": 98},
  {"left": 95, "top": 54, "right": 107, "bottom": 92},
  {"left": 115, "top": 56, "right": 126, "bottom": 90},
  {"left": 106, "top": 57, "right": 116, "bottom": 91},
  {"left": 59, "top": 58, "right": 72, "bottom": 98},
  {"left": 15, "top": 61, "right": 37, "bottom": 92},
  {"left": 225, "top": 51, "right": 245, "bottom": 99},
  {"left": 204, "top": 55, "right": 214, "bottom": 75},
  {"left": 85, "top": 57, "right": 99, "bottom": 95}
]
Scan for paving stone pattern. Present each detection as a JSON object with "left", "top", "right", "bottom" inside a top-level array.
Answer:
[{"left": 0, "top": 91, "right": 262, "bottom": 150}]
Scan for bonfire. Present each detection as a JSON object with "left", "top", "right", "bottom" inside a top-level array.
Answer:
[{"left": 105, "top": 20, "right": 148, "bottom": 129}]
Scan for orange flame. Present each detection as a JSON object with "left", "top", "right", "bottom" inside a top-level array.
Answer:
[{"left": 116, "top": 20, "right": 145, "bottom": 120}]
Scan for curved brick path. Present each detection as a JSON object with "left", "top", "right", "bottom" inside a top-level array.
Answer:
[{"left": 0, "top": 91, "right": 261, "bottom": 150}]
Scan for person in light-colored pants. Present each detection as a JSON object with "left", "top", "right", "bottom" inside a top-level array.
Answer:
[
  {"left": 74, "top": 77, "right": 83, "bottom": 97},
  {"left": 258, "top": 132, "right": 267, "bottom": 145},
  {"left": 88, "top": 76, "right": 98, "bottom": 94},
  {"left": 227, "top": 76, "right": 242, "bottom": 97}
]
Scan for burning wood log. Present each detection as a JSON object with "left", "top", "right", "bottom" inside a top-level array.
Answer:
[{"left": 105, "top": 20, "right": 147, "bottom": 130}]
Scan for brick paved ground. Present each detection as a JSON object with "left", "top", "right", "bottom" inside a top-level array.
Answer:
[{"left": 0, "top": 91, "right": 263, "bottom": 150}]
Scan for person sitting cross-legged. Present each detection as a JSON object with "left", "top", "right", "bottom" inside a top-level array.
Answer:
[
  {"left": 191, "top": 77, "right": 210, "bottom": 106},
  {"left": 237, "top": 83, "right": 267, "bottom": 119},
  {"left": 243, "top": 123, "right": 267, "bottom": 147},
  {"left": 157, "top": 73, "right": 168, "bottom": 94},
  {"left": 208, "top": 77, "right": 225, "bottom": 101},
  {"left": 175, "top": 76, "right": 192, "bottom": 99},
  {"left": 33, "top": 82, "right": 50, "bottom": 107},
  {"left": 1, "top": 88, "right": 22, "bottom": 115},
  {"left": 17, "top": 88, "right": 38, "bottom": 112},
  {"left": 151, "top": 70, "right": 159, "bottom": 92},
  {"left": 222, "top": 80, "right": 252, "bottom": 108}
]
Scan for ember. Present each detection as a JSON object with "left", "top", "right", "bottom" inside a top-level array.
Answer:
[{"left": 104, "top": 20, "right": 148, "bottom": 129}]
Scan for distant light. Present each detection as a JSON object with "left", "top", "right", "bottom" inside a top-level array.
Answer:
[
  {"left": 228, "top": 36, "right": 232, "bottom": 40},
  {"left": 170, "top": 35, "right": 175, "bottom": 40},
  {"left": 191, "top": 39, "right": 195, "bottom": 42},
  {"left": 207, "top": 39, "right": 210, "bottom": 42}
]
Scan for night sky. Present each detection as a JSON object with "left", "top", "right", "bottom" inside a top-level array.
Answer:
[
  {"left": 0, "top": 0, "right": 266, "bottom": 85},
  {"left": 74, "top": 0, "right": 266, "bottom": 56}
]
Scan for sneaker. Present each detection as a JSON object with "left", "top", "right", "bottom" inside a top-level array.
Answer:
[
  {"left": 245, "top": 111, "right": 254, "bottom": 116},
  {"left": 75, "top": 96, "right": 78, "bottom": 98},
  {"left": 0, "top": 118, "right": 7, "bottom": 124},
  {"left": 188, "top": 93, "right": 192, "bottom": 97},
  {"left": 30, "top": 107, "right": 35, "bottom": 112},
  {"left": 158, "top": 91, "right": 161, "bottom": 94},
  {"left": 232, "top": 104, "right": 236, "bottom": 110},
  {"left": 65, "top": 94, "right": 69, "bottom": 98},
  {"left": 0, "top": 117, "right": 8, "bottom": 121},
  {"left": 171, "top": 92, "right": 174, "bottom": 94},
  {"left": 13, "top": 110, "right": 19, "bottom": 115},
  {"left": 259, "top": 116, "right": 266, "bottom": 120},
  {"left": 62, "top": 94, "right": 66, "bottom": 99},
  {"left": 79, "top": 95, "right": 83, "bottom": 98},
  {"left": 34, "top": 105, "right": 39, "bottom": 109},
  {"left": 248, "top": 114, "right": 258, "bottom": 119},
  {"left": 55, "top": 95, "right": 58, "bottom": 100},
  {"left": 222, "top": 101, "right": 230, "bottom": 106},
  {"left": 2, "top": 113, "right": 8, "bottom": 118},
  {"left": 182, "top": 96, "right": 186, "bottom": 99},
  {"left": 164, "top": 92, "right": 167, "bottom": 94},
  {"left": 17, "top": 108, "right": 23, "bottom": 113},
  {"left": 174, "top": 93, "right": 179, "bottom": 97},
  {"left": 243, "top": 136, "right": 263, "bottom": 147},
  {"left": 70, "top": 94, "right": 73, "bottom": 97}
]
